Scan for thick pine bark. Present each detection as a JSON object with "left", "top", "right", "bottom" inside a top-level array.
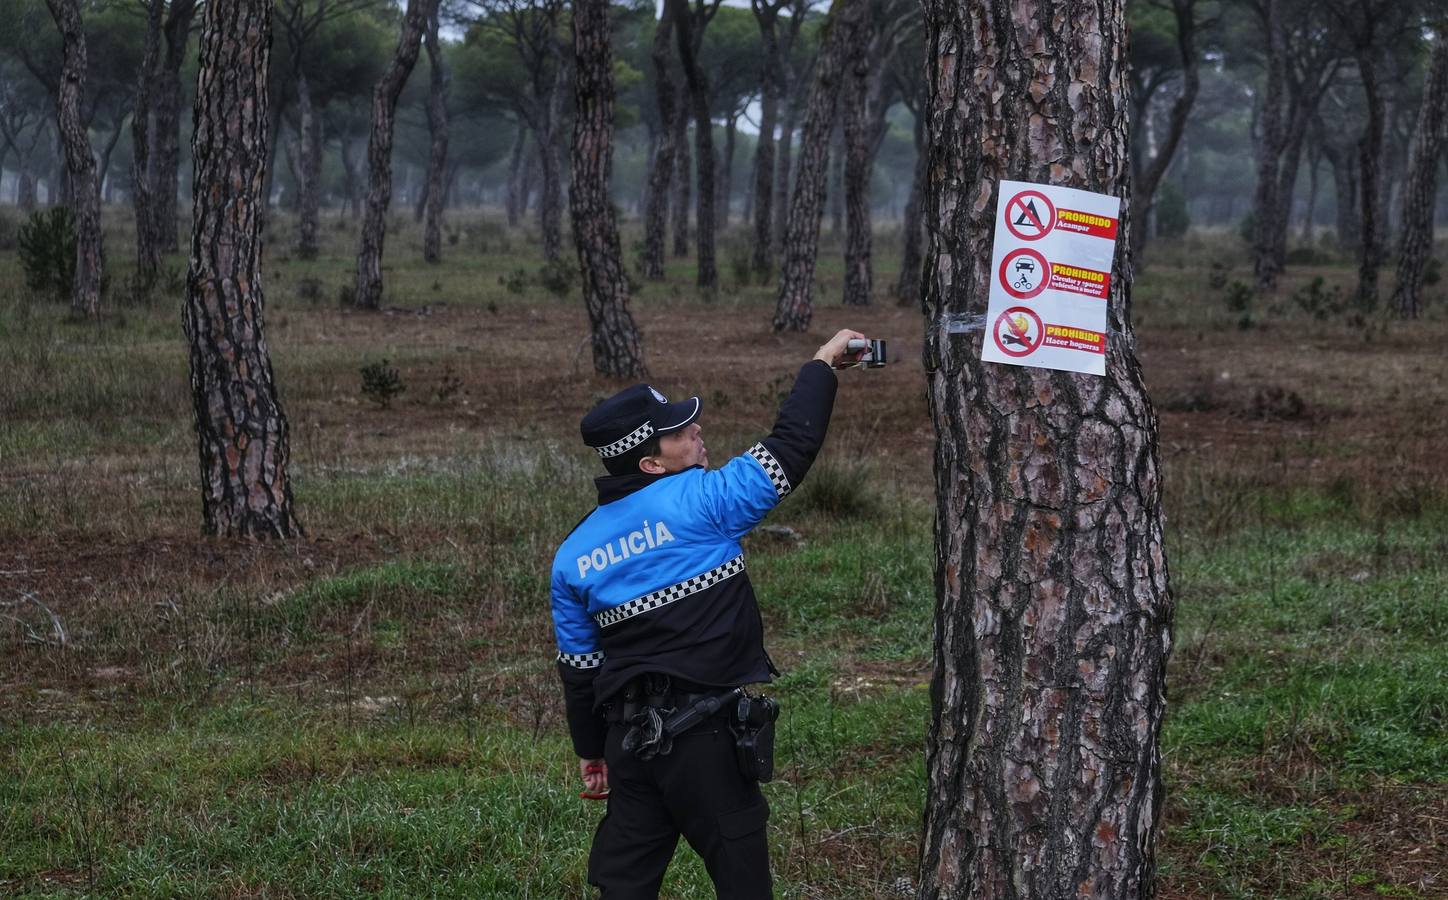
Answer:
[
  {"left": 1321, "top": 131, "right": 1361, "bottom": 250},
  {"left": 295, "top": 73, "right": 322, "bottom": 259},
  {"left": 571, "top": 0, "right": 646, "bottom": 378},
  {"left": 422, "top": 4, "right": 450, "bottom": 265},
  {"left": 131, "top": 0, "right": 164, "bottom": 293},
  {"left": 1355, "top": 52, "right": 1387, "bottom": 310},
  {"left": 154, "top": 0, "right": 198, "bottom": 252},
  {"left": 672, "top": 94, "right": 691, "bottom": 257},
  {"left": 895, "top": 102, "right": 925, "bottom": 308},
  {"left": 718, "top": 113, "right": 736, "bottom": 230},
  {"left": 840, "top": 45, "right": 872, "bottom": 306},
  {"left": 772, "top": 0, "right": 867, "bottom": 332},
  {"left": 828, "top": 124, "right": 844, "bottom": 235},
  {"left": 671, "top": 0, "right": 718, "bottom": 290},
  {"left": 1131, "top": 0, "right": 1200, "bottom": 261},
  {"left": 353, "top": 0, "right": 430, "bottom": 309},
  {"left": 184, "top": 0, "right": 301, "bottom": 539},
  {"left": 750, "top": 0, "right": 785, "bottom": 280},
  {"left": 1391, "top": 36, "right": 1448, "bottom": 320},
  {"left": 918, "top": 1, "right": 1172, "bottom": 896},
  {"left": 45, "top": 0, "right": 102, "bottom": 319},
  {"left": 642, "top": 3, "right": 678, "bottom": 280},
  {"left": 537, "top": 58, "right": 566, "bottom": 262}
]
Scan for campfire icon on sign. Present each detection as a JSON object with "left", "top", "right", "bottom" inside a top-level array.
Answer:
[{"left": 992, "top": 306, "right": 1043, "bottom": 357}]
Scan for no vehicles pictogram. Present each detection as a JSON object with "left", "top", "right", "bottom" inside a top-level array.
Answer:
[
  {"left": 1005, "top": 190, "right": 1056, "bottom": 241},
  {"left": 998, "top": 247, "right": 1050, "bottom": 300}
]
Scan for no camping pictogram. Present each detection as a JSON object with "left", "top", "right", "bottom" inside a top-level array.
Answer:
[
  {"left": 1005, "top": 190, "right": 1056, "bottom": 241},
  {"left": 992, "top": 307, "right": 1043, "bottom": 357},
  {"left": 999, "top": 247, "right": 1049, "bottom": 299}
]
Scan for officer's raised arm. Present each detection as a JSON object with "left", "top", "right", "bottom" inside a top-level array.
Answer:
[{"left": 701, "top": 328, "right": 868, "bottom": 539}]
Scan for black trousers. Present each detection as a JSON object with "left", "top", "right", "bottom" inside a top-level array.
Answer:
[{"left": 588, "top": 717, "right": 772, "bottom": 899}]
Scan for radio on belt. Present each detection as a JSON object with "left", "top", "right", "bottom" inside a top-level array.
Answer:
[{"left": 842, "top": 338, "right": 887, "bottom": 369}]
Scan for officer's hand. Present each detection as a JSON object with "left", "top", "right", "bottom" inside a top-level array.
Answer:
[
  {"left": 580, "top": 757, "right": 609, "bottom": 795},
  {"left": 813, "top": 328, "right": 870, "bottom": 368}
]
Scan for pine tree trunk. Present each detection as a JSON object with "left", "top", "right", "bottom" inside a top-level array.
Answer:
[
  {"left": 1300, "top": 145, "right": 1320, "bottom": 243},
  {"left": 671, "top": 0, "right": 717, "bottom": 290},
  {"left": 774, "top": 102, "right": 795, "bottom": 253},
  {"left": 184, "top": 0, "right": 301, "bottom": 539},
  {"left": 295, "top": 73, "right": 322, "bottom": 260},
  {"left": 895, "top": 103, "right": 925, "bottom": 308},
  {"left": 154, "top": 0, "right": 197, "bottom": 252},
  {"left": 829, "top": 124, "right": 844, "bottom": 235},
  {"left": 1355, "top": 52, "right": 1387, "bottom": 311},
  {"left": 642, "top": 2, "right": 678, "bottom": 280},
  {"left": 353, "top": 0, "right": 430, "bottom": 309},
  {"left": 672, "top": 93, "right": 691, "bottom": 257},
  {"left": 718, "top": 113, "right": 735, "bottom": 230},
  {"left": 506, "top": 125, "right": 527, "bottom": 227},
  {"left": 918, "top": 0, "right": 1172, "bottom": 896},
  {"left": 422, "top": 3, "right": 450, "bottom": 265},
  {"left": 1391, "top": 36, "right": 1448, "bottom": 320},
  {"left": 1251, "top": 0, "right": 1289, "bottom": 291},
  {"left": 1131, "top": 0, "right": 1200, "bottom": 262},
  {"left": 1324, "top": 134, "right": 1361, "bottom": 251},
  {"left": 571, "top": 0, "right": 646, "bottom": 378},
  {"left": 772, "top": 0, "right": 867, "bottom": 332},
  {"left": 131, "top": 0, "right": 164, "bottom": 293},
  {"left": 538, "top": 55, "right": 566, "bottom": 262},
  {"left": 750, "top": 1, "right": 781, "bottom": 280},
  {"left": 45, "top": 0, "right": 102, "bottom": 319},
  {"left": 840, "top": 22, "right": 874, "bottom": 308},
  {"left": 19, "top": 170, "right": 38, "bottom": 211}
]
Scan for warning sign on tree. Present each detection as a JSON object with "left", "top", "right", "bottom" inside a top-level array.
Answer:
[{"left": 980, "top": 180, "right": 1122, "bottom": 377}]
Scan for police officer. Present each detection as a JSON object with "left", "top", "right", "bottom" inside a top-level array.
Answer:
[{"left": 551, "top": 328, "right": 868, "bottom": 899}]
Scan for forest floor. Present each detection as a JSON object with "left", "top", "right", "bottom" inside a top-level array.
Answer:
[{"left": 1, "top": 212, "right": 1445, "bottom": 898}]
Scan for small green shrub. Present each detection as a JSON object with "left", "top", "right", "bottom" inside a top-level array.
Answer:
[
  {"left": 537, "top": 259, "right": 575, "bottom": 299},
  {"left": 360, "top": 359, "right": 405, "bottom": 408},
  {"left": 17, "top": 207, "right": 77, "bottom": 300},
  {"left": 1292, "top": 276, "right": 1346, "bottom": 321},
  {"left": 0, "top": 209, "right": 19, "bottom": 251},
  {"left": 1155, "top": 181, "right": 1190, "bottom": 238},
  {"left": 499, "top": 268, "right": 528, "bottom": 294}
]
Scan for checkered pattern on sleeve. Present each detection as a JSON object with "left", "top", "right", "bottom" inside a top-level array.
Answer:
[
  {"left": 593, "top": 422, "right": 655, "bottom": 459},
  {"left": 556, "top": 650, "right": 604, "bottom": 669},
  {"left": 593, "top": 555, "right": 746, "bottom": 628},
  {"left": 746, "top": 443, "right": 792, "bottom": 497}
]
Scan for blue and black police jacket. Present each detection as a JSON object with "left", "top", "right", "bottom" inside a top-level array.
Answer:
[{"left": 551, "top": 361, "right": 837, "bottom": 759}]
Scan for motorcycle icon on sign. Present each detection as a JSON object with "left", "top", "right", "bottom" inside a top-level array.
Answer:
[
  {"left": 1013, "top": 259, "right": 1037, "bottom": 291},
  {"left": 998, "top": 247, "right": 1050, "bottom": 300}
]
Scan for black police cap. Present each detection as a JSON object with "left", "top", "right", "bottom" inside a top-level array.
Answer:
[{"left": 581, "top": 384, "right": 702, "bottom": 463}]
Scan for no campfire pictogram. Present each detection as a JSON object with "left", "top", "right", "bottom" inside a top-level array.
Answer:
[
  {"left": 999, "top": 247, "right": 1049, "bottom": 299},
  {"left": 993, "top": 307, "right": 1043, "bottom": 357},
  {"left": 1005, "top": 190, "right": 1056, "bottom": 241}
]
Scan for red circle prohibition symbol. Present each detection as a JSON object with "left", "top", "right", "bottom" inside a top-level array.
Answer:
[
  {"left": 999, "top": 247, "right": 1050, "bottom": 299},
  {"left": 992, "top": 307, "right": 1044, "bottom": 357},
  {"left": 1004, "top": 190, "right": 1056, "bottom": 241}
]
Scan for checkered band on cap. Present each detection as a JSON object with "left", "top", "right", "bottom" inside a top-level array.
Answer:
[
  {"left": 557, "top": 650, "right": 604, "bottom": 669},
  {"left": 746, "top": 443, "right": 792, "bottom": 497},
  {"left": 594, "top": 555, "right": 746, "bottom": 628},
  {"left": 593, "top": 421, "right": 655, "bottom": 459}
]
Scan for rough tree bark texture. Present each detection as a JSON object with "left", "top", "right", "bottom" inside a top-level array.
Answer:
[
  {"left": 353, "top": 0, "right": 430, "bottom": 309},
  {"left": 840, "top": 39, "right": 873, "bottom": 306},
  {"left": 1390, "top": 36, "right": 1448, "bottom": 320},
  {"left": 642, "top": 2, "right": 678, "bottom": 280},
  {"left": 571, "top": 0, "right": 646, "bottom": 378},
  {"left": 671, "top": 0, "right": 718, "bottom": 290},
  {"left": 672, "top": 88, "right": 692, "bottom": 257},
  {"left": 774, "top": 94, "right": 796, "bottom": 252},
  {"left": 45, "top": 0, "right": 102, "bottom": 319},
  {"left": 750, "top": 0, "right": 785, "bottom": 280},
  {"left": 1355, "top": 51, "right": 1386, "bottom": 310},
  {"left": 132, "top": 0, "right": 164, "bottom": 292},
  {"left": 155, "top": 0, "right": 198, "bottom": 252},
  {"left": 538, "top": 56, "right": 566, "bottom": 262},
  {"left": 772, "top": 0, "right": 867, "bottom": 332},
  {"left": 422, "top": 2, "right": 450, "bottom": 264},
  {"left": 1131, "top": 0, "right": 1200, "bottom": 261},
  {"left": 184, "top": 0, "right": 301, "bottom": 539},
  {"left": 295, "top": 73, "right": 322, "bottom": 259},
  {"left": 918, "top": 0, "right": 1173, "bottom": 896},
  {"left": 895, "top": 100, "right": 925, "bottom": 308}
]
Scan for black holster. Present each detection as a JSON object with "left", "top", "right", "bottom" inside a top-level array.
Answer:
[{"left": 730, "top": 693, "right": 779, "bottom": 782}]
